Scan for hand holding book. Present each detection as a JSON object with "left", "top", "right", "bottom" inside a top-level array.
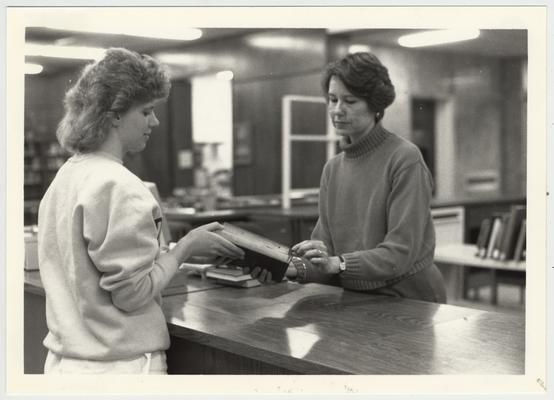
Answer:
[
  {"left": 247, "top": 263, "right": 298, "bottom": 283},
  {"left": 170, "top": 222, "right": 245, "bottom": 264},
  {"left": 214, "top": 223, "right": 293, "bottom": 282}
]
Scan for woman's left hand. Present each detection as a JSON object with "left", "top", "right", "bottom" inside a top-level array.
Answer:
[{"left": 291, "top": 240, "right": 339, "bottom": 274}]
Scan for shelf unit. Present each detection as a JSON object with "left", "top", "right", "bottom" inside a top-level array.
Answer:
[{"left": 24, "top": 130, "right": 69, "bottom": 223}]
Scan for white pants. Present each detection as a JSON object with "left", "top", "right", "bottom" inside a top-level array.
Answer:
[{"left": 44, "top": 350, "right": 167, "bottom": 374}]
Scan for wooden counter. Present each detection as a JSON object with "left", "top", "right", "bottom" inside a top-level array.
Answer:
[
  {"left": 24, "top": 271, "right": 525, "bottom": 375},
  {"left": 163, "top": 281, "right": 525, "bottom": 375}
]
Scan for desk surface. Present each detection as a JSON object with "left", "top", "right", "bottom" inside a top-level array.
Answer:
[
  {"left": 248, "top": 205, "right": 319, "bottom": 219},
  {"left": 163, "top": 281, "right": 525, "bottom": 374},
  {"left": 435, "top": 244, "right": 526, "bottom": 271},
  {"left": 24, "top": 269, "right": 221, "bottom": 298},
  {"left": 164, "top": 208, "right": 251, "bottom": 224},
  {"left": 24, "top": 270, "right": 525, "bottom": 375}
]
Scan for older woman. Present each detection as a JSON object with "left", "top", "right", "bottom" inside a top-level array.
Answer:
[
  {"left": 255, "top": 52, "right": 446, "bottom": 303},
  {"left": 38, "top": 48, "right": 243, "bottom": 374}
]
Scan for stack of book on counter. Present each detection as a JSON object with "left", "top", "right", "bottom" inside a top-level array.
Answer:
[
  {"left": 206, "top": 222, "right": 292, "bottom": 287},
  {"left": 205, "top": 264, "right": 261, "bottom": 288},
  {"left": 474, "top": 204, "right": 526, "bottom": 262}
]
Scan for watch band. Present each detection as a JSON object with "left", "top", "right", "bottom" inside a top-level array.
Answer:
[
  {"left": 290, "top": 257, "right": 308, "bottom": 282},
  {"left": 338, "top": 255, "right": 346, "bottom": 273}
]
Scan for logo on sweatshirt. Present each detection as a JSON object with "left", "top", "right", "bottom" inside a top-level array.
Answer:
[{"left": 154, "top": 217, "right": 163, "bottom": 243}]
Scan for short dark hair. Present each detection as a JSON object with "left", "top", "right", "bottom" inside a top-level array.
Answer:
[
  {"left": 322, "top": 52, "right": 395, "bottom": 121},
  {"left": 57, "top": 48, "right": 171, "bottom": 154}
]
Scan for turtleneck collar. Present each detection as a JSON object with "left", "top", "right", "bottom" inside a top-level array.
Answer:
[{"left": 342, "top": 122, "right": 390, "bottom": 160}]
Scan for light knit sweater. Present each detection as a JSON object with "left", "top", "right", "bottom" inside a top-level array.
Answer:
[
  {"left": 298, "top": 123, "right": 436, "bottom": 291},
  {"left": 38, "top": 152, "right": 179, "bottom": 361}
]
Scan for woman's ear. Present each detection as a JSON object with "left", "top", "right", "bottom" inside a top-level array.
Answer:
[{"left": 111, "top": 113, "right": 121, "bottom": 127}]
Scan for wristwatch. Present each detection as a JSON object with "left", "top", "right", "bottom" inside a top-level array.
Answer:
[{"left": 338, "top": 255, "right": 346, "bottom": 273}]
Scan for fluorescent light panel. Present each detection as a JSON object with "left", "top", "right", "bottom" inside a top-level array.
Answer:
[
  {"left": 216, "top": 70, "right": 234, "bottom": 81},
  {"left": 35, "top": 21, "right": 202, "bottom": 41},
  {"left": 348, "top": 44, "right": 371, "bottom": 54},
  {"left": 25, "top": 63, "right": 43, "bottom": 74},
  {"left": 398, "top": 29, "right": 480, "bottom": 48},
  {"left": 26, "top": 43, "right": 106, "bottom": 60}
]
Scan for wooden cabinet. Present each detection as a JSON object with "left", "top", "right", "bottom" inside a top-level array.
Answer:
[{"left": 431, "top": 206, "right": 465, "bottom": 246}]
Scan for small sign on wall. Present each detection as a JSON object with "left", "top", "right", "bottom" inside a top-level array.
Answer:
[
  {"left": 233, "top": 122, "right": 253, "bottom": 166},
  {"left": 177, "top": 149, "right": 193, "bottom": 169},
  {"left": 464, "top": 170, "right": 499, "bottom": 193}
]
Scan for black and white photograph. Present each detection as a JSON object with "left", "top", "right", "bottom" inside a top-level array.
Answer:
[{"left": 2, "top": 3, "right": 551, "bottom": 398}]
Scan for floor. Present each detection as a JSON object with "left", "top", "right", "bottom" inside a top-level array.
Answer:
[{"left": 448, "top": 284, "right": 525, "bottom": 316}]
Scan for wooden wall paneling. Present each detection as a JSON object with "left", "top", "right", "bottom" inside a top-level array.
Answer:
[
  {"left": 125, "top": 79, "right": 194, "bottom": 196},
  {"left": 25, "top": 71, "right": 76, "bottom": 143},
  {"left": 167, "top": 80, "right": 194, "bottom": 190},
  {"left": 500, "top": 58, "right": 526, "bottom": 197},
  {"left": 124, "top": 101, "right": 172, "bottom": 195},
  {"left": 233, "top": 71, "right": 324, "bottom": 195},
  {"left": 166, "top": 336, "right": 296, "bottom": 374},
  {"left": 166, "top": 29, "right": 327, "bottom": 196}
]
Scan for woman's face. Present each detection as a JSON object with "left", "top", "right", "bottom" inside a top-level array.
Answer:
[
  {"left": 117, "top": 100, "right": 161, "bottom": 154},
  {"left": 327, "top": 76, "right": 376, "bottom": 145}
]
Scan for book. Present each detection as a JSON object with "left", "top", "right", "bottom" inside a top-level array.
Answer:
[
  {"left": 205, "top": 270, "right": 254, "bottom": 282},
  {"left": 209, "top": 265, "right": 246, "bottom": 277},
  {"left": 491, "top": 213, "right": 509, "bottom": 259},
  {"left": 513, "top": 218, "right": 526, "bottom": 262},
  {"left": 486, "top": 216, "right": 503, "bottom": 259},
  {"left": 216, "top": 222, "right": 291, "bottom": 282},
  {"left": 205, "top": 269, "right": 261, "bottom": 288},
  {"left": 475, "top": 217, "right": 493, "bottom": 258},
  {"left": 498, "top": 205, "right": 526, "bottom": 261}
]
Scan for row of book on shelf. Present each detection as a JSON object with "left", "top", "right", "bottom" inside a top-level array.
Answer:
[{"left": 474, "top": 204, "right": 526, "bottom": 262}]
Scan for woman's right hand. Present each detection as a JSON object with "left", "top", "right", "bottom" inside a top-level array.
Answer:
[
  {"left": 170, "top": 222, "right": 244, "bottom": 263},
  {"left": 247, "top": 263, "right": 297, "bottom": 284}
]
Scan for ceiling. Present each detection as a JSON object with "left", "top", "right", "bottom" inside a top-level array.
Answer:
[{"left": 25, "top": 27, "right": 527, "bottom": 76}]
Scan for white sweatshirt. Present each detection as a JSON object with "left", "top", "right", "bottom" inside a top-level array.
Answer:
[{"left": 38, "top": 152, "right": 179, "bottom": 361}]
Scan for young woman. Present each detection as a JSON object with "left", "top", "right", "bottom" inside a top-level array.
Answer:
[
  {"left": 38, "top": 48, "right": 244, "bottom": 374},
  {"left": 254, "top": 52, "right": 446, "bottom": 303}
]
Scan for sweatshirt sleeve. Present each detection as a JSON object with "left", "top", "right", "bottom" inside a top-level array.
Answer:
[
  {"left": 83, "top": 179, "right": 179, "bottom": 313},
  {"left": 340, "top": 160, "right": 434, "bottom": 285}
]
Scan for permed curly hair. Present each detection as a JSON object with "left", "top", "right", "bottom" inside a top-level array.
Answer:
[
  {"left": 56, "top": 48, "right": 171, "bottom": 154},
  {"left": 322, "top": 52, "right": 395, "bottom": 122}
]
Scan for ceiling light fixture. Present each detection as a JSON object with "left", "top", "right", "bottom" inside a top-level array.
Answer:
[
  {"left": 398, "top": 29, "right": 480, "bottom": 48},
  {"left": 246, "top": 36, "right": 315, "bottom": 51},
  {"left": 35, "top": 21, "right": 202, "bottom": 41},
  {"left": 348, "top": 44, "right": 372, "bottom": 54},
  {"left": 25, "top": 43, "right": 106, "bottom": 60},
  {"left": 216, "top": 70, "right": 234, "bottom": 81},
  {"left": 155, "top": 53, "right": 197, "bottom": 65},
  {"left": 25, "top": 63, "right": 43, "bottom": 74}
]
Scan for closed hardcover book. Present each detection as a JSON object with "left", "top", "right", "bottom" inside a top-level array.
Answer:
[
  {"left": 513, "top": 219, "right": 526, "bottom": 262},
  {"left": 498, "top": 205, "right": 526, "bottom": 261},
  {"left": 486, "top": 216, "right": 503, "bottom": 259},
  {"left": 205, "top": 270, "right": 261, "bottom": 288},
  {"left": 210, "top": 265, "right": 246, "bottom": 277},
  {"left": 216, "top": 223, "right": 291, "bottom": 282},
  {"left": 491, "top": 214, "right": 509, "bottom": 259},
  {"left": 475, "top": 217, "right": 493, "bottom": 258},
  {"left": 205, "top": 270, "right": 253, "bottom": 282}
]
